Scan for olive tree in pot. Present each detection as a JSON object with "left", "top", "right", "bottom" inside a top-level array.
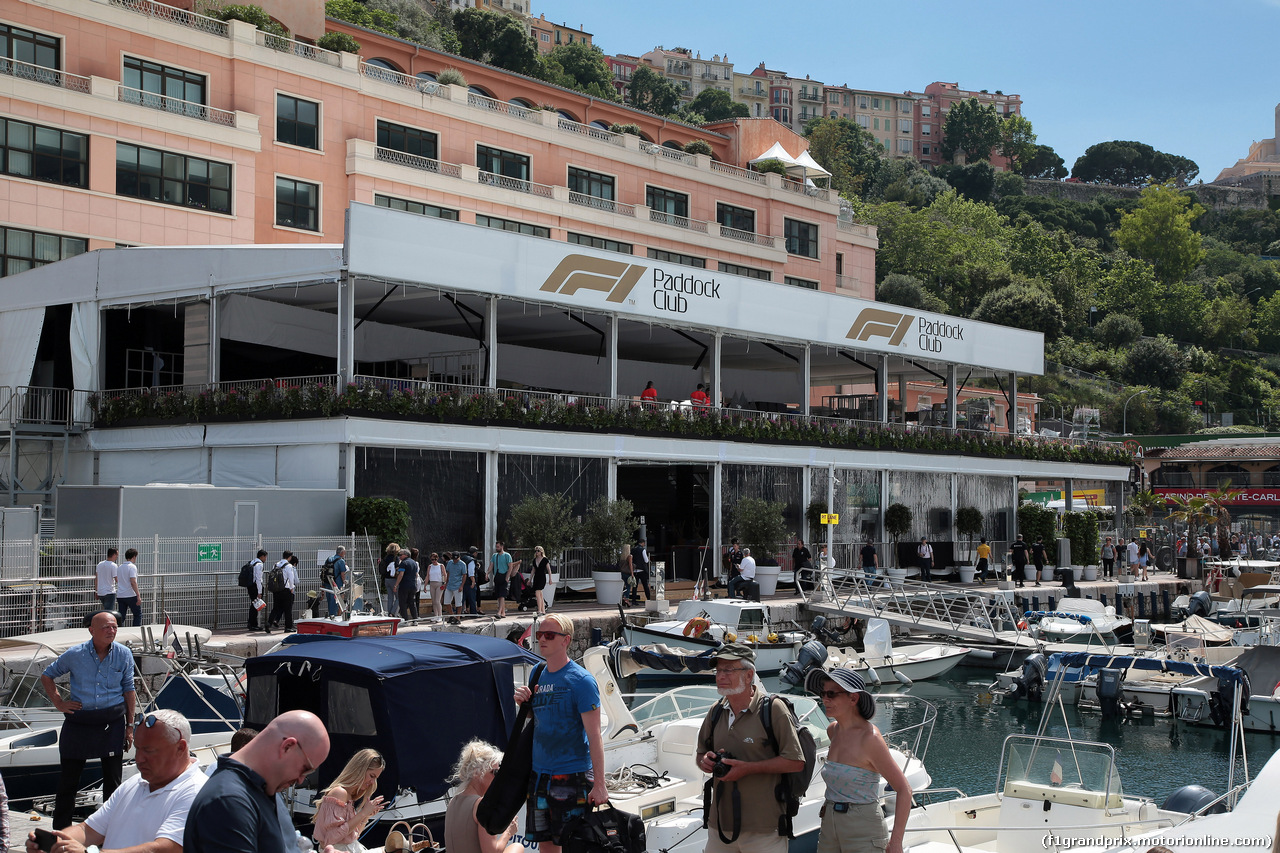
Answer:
[
  {"left": 731, "top": 498, "right": 787, "bottom": 595},
  {"left": 883, "top": 503, "right": 912, "bottom": 584},
  {"left": 582, "top": 497, "right": 636, "bottom": 605},
  {"left": 507, "top": 493, "right": 579, "bottom": 609},
  {"left": 954, "top": 506, "right": 983, "bottom": 583}
]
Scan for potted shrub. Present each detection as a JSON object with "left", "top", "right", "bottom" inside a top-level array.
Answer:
[
  {"left": 507, "top": 493, "right": 579, "bottom": 610},
  {"left": 955, "top": 506, "right": 983, "bottom": 583},
  {"left": 731, "top": 497, "right": 787, "bottom": 595},
  {"left": 884, "top": 503, "right": 912, "bottom": 586},
  {"left": 582, "top": 497, "right": 636, "bottom": 605}
]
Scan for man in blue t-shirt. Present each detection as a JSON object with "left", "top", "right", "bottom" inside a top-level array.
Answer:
[
  {"left": 490, "top": 541, "right": 513, "bottom": 619},
  {"left": 513, "top": 614, "right": 607, "bottom": 853}
]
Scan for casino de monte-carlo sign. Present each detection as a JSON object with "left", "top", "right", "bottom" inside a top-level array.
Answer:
[
  {"left": 1155, "top": 488, "right": 1280, "bottom": 507},
  {"left": 344, "top": 203, "right": 1043, "bottom": 375}
]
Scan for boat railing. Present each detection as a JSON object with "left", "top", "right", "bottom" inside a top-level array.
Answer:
[
  {"left": 902, "top": 815, "right": 1179, "bottom": 852},
  {"left": 907, "top": 786, "right": 967, "bottom": 806},
  {"left": 872, "top": 692, "right": 938, "bottom": 762}
]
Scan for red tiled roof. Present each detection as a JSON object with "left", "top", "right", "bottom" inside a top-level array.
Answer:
[{"left": 1146, "top": 444, "right": 1280, "bottom": 461}]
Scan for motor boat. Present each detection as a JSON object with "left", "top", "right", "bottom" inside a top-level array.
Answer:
[
  {"left": 1169, "top": 644, "right": 1280, "bottom": 732},
  {"left": 990, "top": 652, "right": 1093, "bottom": 705},
  {"left": 1024, "top": 598, "right": 1130, "bottom": 646},
  {"left": 621, "top": 598, "right": 808, "bottom": 674},
  {"left": 782, "top": 618, "right": 970, "bottom": 688}
]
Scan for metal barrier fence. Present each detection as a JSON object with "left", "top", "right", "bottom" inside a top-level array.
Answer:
[{"left": 0, "top": 534, "right": 378, "bottom": 637}]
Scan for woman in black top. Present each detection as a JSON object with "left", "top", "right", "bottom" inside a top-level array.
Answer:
[{"left": 531, "top": 545, "right": 551, "bottom": 616}]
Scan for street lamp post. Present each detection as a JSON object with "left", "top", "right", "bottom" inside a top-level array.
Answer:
[{"left": 1123, "top": 389, "right": 1150, "bottom": 436}]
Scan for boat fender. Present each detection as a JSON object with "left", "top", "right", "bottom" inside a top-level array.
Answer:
[
  {"left": 864, "top": 664, "right": 882, "bottom": 686},
  {"left": 893, "top": 670, "right": 913, "bottom": 687},
  {"left": 1161, "top": 785, "right": 1226, "bottom": 815}
]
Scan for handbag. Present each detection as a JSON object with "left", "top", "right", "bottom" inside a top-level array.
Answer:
[
  {"left": 561, "top": 804, "right": 646, "bottom": 853},
  {"left": 476, "top": 663, "right": 545, "bottom": 835}
]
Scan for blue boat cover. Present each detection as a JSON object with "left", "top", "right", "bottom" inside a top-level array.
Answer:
[
  {"left": 608, "top": 642, "right": 719, "bottom": 676},
  {"left": 146, "top": 675, "right": 242, "bottom": 735},
  {"left": 1054, "top": 652, "right": 1247, "bottom": 688},
  {"left": 1025, "top": 610, "right": 1093, "bottom": 624},
  {"left": 244, "top": 633, "right": 541, "bottom": 804}
]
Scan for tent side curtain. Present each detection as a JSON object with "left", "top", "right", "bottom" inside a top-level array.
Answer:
[
  {"left": 0, "top": 306, "right": 46, "bottom": 390},
  {"left": 70, "top": 301, "right": 100, "bottom": 422}
]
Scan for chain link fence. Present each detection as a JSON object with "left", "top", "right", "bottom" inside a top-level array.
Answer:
[{"left": 0, "top": 534, "right": 379, "bottom": 637}]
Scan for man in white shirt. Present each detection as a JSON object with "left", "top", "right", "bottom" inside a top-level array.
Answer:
[
  {"left": 267, "top": 553, "right": 298, "bottom": 634},
  {"left": 1126, "top": 538, "right": 1141, "bottom": 572},
  {"left": 96, "top": 549, "right": 119, "bottom": 613},
  {"left": 247, "top": 550, "right": 267, "bottom": 632},
  {"left": 30, "top": 709, "right": 206, "bottom": 853},
  {"left": 116, "top": 549, "right": 141, "bottom": 627}
]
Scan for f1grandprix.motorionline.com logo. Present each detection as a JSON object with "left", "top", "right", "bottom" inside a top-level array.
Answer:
[
  {"left": 541, "top": 255, "right": 647, "bottom": 303},
  {"left": 846, "top": 308, "right": 914, "bottom": 346}
]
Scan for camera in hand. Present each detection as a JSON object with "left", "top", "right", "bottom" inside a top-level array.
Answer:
[
  {"left": 33, "top": 829, "right": 57, "bottom": 853},
  {"left": 710, "top": 752, "right": 733, "bottom": 778}
]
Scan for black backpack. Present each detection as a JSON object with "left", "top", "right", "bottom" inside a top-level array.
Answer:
[
  {"left": 267, "top": 563, "right": 286, "bottom": 594},
  {"left": 321, "top": 555, "right": 338, "bottom": 586},
  {"left": 237, "top": 560, "right": 256, "bottom": 589},
  {"left": 473, "top": 556, "right": 488, "bottom": 586},
  {"left": 561, "top": 804, "right": 646, "bottom": 853},
  {"left": 703, "top": 693, "right": 817, "bottom": 840}
]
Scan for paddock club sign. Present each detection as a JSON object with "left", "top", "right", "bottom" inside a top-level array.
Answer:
[{"left": 342, "top": 203, "right": 1042, "bottom": 374}]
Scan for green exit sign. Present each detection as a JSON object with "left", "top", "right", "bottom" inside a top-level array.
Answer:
[{"left": 197, "top": 543, "right": 223, "bottom": 562}]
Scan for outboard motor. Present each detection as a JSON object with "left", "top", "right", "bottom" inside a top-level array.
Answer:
[
  {"left": 1095, "top": 667, "right": 1124, "bottom": 718},
  {"left": 780, "top": 639, "right": 829, "bottom": 687},
  {"left": 1209, "top": 671, "right": 1251, "bottom": 728},
  {"left": 1187, "top": 590, "right": 1212, "bottom": 619},
  {"left": 1162, "top": 784, "right": 1226, "bottom": 815},
  {"left": 1009, "top": 653, "right": 1047, "bottom": 702}
]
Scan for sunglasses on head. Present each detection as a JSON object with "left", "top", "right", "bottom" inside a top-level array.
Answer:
[
  {"left": 535, "top": 630, "right": 568, "bottom": 640},
  {"left": 134, "top": 712, "right": 160, "bottom": 728}
]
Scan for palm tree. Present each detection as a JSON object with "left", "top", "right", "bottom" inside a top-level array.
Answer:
[
  {"left": 1168, "top": 494, "right": 1213, "bottom": 547},
  {"left": 1203, "top": 481, "right": 1244, "bottom": 555},
  {"left": 1128, "top": 489, "right": 1164, "bottom": 535}
]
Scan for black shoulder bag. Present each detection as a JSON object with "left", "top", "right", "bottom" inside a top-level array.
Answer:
[{"left": 477, "top": 663, "right": 545, "bottom": 835}]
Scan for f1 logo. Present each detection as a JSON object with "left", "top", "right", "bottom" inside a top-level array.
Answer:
[
  {"left": 847, "top": 308, "right": 914, "bottom": 346},
  {"left": 541, "top": 255, "right": 647, "bottom": 303}
]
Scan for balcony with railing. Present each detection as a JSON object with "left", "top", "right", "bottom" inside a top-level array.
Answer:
[
  {"left": 360, "top": 61, "right": 451, "bottom": 98},
  {"left": 0, "top": 386, "right": 92, "bottom": 430},
  {"left": 781, "top": 178, "right": 830, "bottom": 201},
  {"left": 639, "top": 141, "right": 694, "bottom": 165},
  {"left": 557, "top": 118, "right": 626, "bottom": 146},
  {"left": 85, "top": 376, "right": 1131, "bottom": 466},
  {"left": 798, "top": 91, "right": 823, "bottom": 102},
  {"left": 720, "top": 226, "right": 775, "bottom": 249},
  {"left": 256, "top": 31, "right": 341, "bottom": 66},
  {"left": 374, "top": 146, "right": 463, "bottom": 179},
  {"left": 739, "top": 87, "right": 766, "bottom": 97},
  {"left": 468, "top": 92, "right": 542, "bottom": 124},
  {"left": 478, "top": 170, "right": 554, "bottom": 198},
  {"left": 0, "top": 57, "right": 92, "bottom": 93},
  {"left": 107, "top": 0, "right": 230, "bottom": 37},
  {"left": 118, "top": 86, "right": 237, "bottom": 126},
  {"left": 568, "top": 192, "right": 635, "bottom": 216},
  {"left": 649, "top": 209, "right": 709, "bottom": 233}
]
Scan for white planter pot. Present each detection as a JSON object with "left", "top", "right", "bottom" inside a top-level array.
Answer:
[
  {"left": 756, "top": 565, "right": 781, "bottom": 596},
  {"left": 1042, "top": 566, "right": 1056, "bottom": 581},
  {"left": 1024, "top": 567, "right": 1038, "bottom": 582},
  {"left": 886, "top": 568, "right": 907, "bottom": 587},
  {"left": 958, "top": 566, "right": 976, "bottom": 583},
  {"left": 592, "top": 571, "right": 625, "bottom": 605},
  {"left": 545, "top": 573, "right": 559, "bottom": 607},
  {"left": 1082, "top": 565, "right": 1098, "bottom": 581}
]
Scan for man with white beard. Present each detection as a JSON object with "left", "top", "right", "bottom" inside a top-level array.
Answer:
[{"left": 695, "top": 645, "right": 804, "bottom": 853}]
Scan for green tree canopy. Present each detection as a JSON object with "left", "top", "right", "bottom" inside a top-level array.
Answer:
[
  {"left": 365, "top": 0, "right": 458, "bottom": 52},
  {"left": 1071, "top": 140, "right": 1199, "bottom": 186},
  {"left": 876, "top": 273, "right": 947, "bottom": 313},
  {"left": 998, "top": 114, "right": 1037, "bottom": 172},
  {"left": 687, "top": 88, "right": 748, "bottom": 121},
  {"left": 452, "top": 8, "right": 538, "bottom": 75},
  {"left": 1016, "top": 144, "right": 1068, "bottom": 180},
  {"left": 537, "top": 41, "right": 619, "bottom": 100},
  {"left": 940, "top": 98, "right": 1002, "bottom": 163},
  {"left": 1094, "top": 313, "right": 1143, "bottom": 348},
  {"left": 626, "top": 66, "right": 681, "bottom": 116},
  {"left": 937, "top": 160, "right": 996, "bottom": 202},
  {"left": 1123, "top": 336, "right": 1187, "bottom": 390},
  {"left": 324, "top": 0, "right": 398, "bottom": 36},
  {"left": 971, "top": 281, "right": 1065, "bottom": 340},
  {"left": 1114, "top": 183, "right": 1206, "bottom": 284},
  {"left": 802, "top": 117, "right": 883, "bottom": 198}
]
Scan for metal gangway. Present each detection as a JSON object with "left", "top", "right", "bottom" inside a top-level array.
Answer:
[{"left": 805, "top": 570, "right": 1029, "bottom": 645}]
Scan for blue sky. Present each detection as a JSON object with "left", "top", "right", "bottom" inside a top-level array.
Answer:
[{"left": 539, "top": 0, "right": 1279, "bottom": 181}]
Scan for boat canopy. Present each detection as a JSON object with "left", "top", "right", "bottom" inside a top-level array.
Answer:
[
  {"left": 1053, "top": 652, "right": 1248, "bottom": 688},
  {"left": 608, "top": 642, "right": 719, "bottom": 677},
  {"left": 244, "top": 633, "right": 540, "bottom": 803},
  {"left": 1026, "top": 610, "right": 1094, "bottom": 624}
]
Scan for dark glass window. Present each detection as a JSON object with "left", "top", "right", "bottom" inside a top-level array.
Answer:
[
  {"left": 646, "top": 186, "right": 688, "bottom": 217},
  {"left": 377, "top": 120, "right": 438, "bottom": 160},
  {"left": 716, "top": 203, "right": 755, "bottom": 233},
  {"left": 475, "top": 214, "right": 548, "bottom": 238},
  {"left": 784, "top": 218, "right": 818, "bottom": 258},
  {"left": 276, "top": 176, "right": 319, "bottom": 231},
  {"left": 116, "top": 143, "right": 231, "bottom": 214},
  {"left": 568, "top": 233, "right": 632, "bottom": 254},
  {"left": 785, "top": 276, "right": 819, "bottom": 290},
  {"left": 374, "top": 194, "right": 458, "bottom": 220},
  {"left": 0, "top": 24, "right": 59, "bottom": 70},
  {"left": 718, "top": 261, "right": 770, "bottom": 281},
  {"left": 476, "top": 145, "right": 529, "bottom": 180},
  {"left": 277, "top": 94, "right": 319, "bottom": 149},
  {"left": 122, "top": 56, "right": 206, "bottom": 105},
  {"left": 1, "top": 118, "right": 87, "bottom": 187},
  {"left": 2, "top": 227, "right": 86, "bottom": 277},
  {"left": 646, "top": 248, "right": 704, "bottom": 269},
  {"left": 567, "top": 167, "right": 614, "bottom": 200}
]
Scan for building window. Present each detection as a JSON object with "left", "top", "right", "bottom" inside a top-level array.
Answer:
[
  {"left": 275, "top": 176, "right": 319, "bottom": 231},
  {"left": 125, "top": 348, "right": 184, "bottom": 388},
  {"left": 276, "top": 94, "right": 319, "bottom": 149},
  {"left": 858, "top": 95, "right": 869, "bottom": 109},
  {"left": 784, "top": 219, "right": 818, "bottom": 259},
  {"left": 855, "top": 115, "right": 869, "bottom": 128},
  {"left": 378, "top": 120, "right": 438, "bottom": 160},
  {"left": 476, "top": 144, "right": 529, "bottom": 180},
  {"left": 0, "top": 24, "right": 59, "bottom": 70},
  {"left": 872, "top": 97, "right": 881, "bottom": 110},
  {"left": 122, "top": 56, "right": 206, "bottom": 105},
  {"left": 899, "top": 119, "right": 911, "bottom": 133},
  {"left": 922, "top": 145, "right": 931, "bottom": 156},
  {"left": 647, "top": 248, "right": 705, "bottom": 268},
  {"left": 1, "top": 117, "right": 88, "bottom": 188},
  {"left": 901, "top": 100, "right": 913, "bottom": 114},
  {"left": 540, "top": 33, "right": 550, "bottom": 42},
  {"left": 716, "top": 203, "right": 755, "bottom": 233},
  {"left": 2, "top": 226, "right": 86, "bottom": 276},
  {"left": 646, "top": 186, "right": 689, "bottom": 217},
  {"left": 475, "top": 214, "right": 549, "bottom": 238},
  {"left": 568, "top": 232, "right": 633, "bottom": 254},
  {"left": 835, "top": 253, "right": 843, "bottom": 275},
  {"left": 116, "top": 143, "right": 231, "bottom": 214},
  {"left": 374, "top": 194, "right": 458, "bottom": 220},
  {"left": 922, "top": 123, "right": 932, "bottom": 136},
  {"left": 567, "top": 166, "right": 615, "bottom": 200},
  {"left": 897, "top": 139, "right": 912, "bottom": 154},
  {"left": 784, "top": 276, "right": 818, "bottom": 290},
  {"left": 921, "top": 104, "right": 932, "bottom": 117},
  {"left": 873, "top": 117, "right": 880, "bottom": 131},
  {"left": 718, "top": 261, "right": 770, "bottom": 281}
]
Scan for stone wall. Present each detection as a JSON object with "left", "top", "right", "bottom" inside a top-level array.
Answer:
[{"left": 1022, "top": 178, "right": 1270, "bottom": 211}]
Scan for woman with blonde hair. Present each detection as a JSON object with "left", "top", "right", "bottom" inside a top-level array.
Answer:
[
  {"left": 313, "top": 748, "right": 387, "bottom": 852},
  {"left": 444, "top": 739, "right": 524, "bottom": 853},
  {"left": 531, "top": 546, "right": 551, "bottom": 616}
]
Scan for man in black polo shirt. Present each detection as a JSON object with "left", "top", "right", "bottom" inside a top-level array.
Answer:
[
  {"left": 185, "top": 710, "right": 329, "bottom": 853},
  {"left": 1009, "top": 534, "right": 1030, "bottom": 588}
]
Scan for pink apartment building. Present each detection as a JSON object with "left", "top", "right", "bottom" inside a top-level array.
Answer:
[{"left": 912, "top": 82, "right": 1023, "bottom": 169}]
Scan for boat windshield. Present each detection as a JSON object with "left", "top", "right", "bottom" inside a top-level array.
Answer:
[
  {"left": 629, "top": 686, "right": 831, "bottom": 750},
  {"left": 1000, "top": 735, "right": 1122, "bottom": 799},
  {"left": 0, "top": 674, "right": 55, "bottom": 708},
  {"left": 737, "top": 609, "right": 766, "bottom": 633}
]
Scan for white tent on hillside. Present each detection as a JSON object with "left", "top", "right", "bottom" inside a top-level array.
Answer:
[
  {"left": 789, "top": 149, "right": 831, "bottom": 185},
  {"left": 748, "top": 142, "right": 798, "bottom": 169}
]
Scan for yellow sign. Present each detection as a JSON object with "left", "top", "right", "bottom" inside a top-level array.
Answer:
[{"left": 820, "top": 513, "right": 840, "bottom": 525}]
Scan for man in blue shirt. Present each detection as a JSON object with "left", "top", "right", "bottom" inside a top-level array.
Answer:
[
  {"left": 325, "top": 546, "right": 347, "bottom": 617},
  {"left": 40, "top": 611, "right": 137, "bottom": 830},
  {"left": 490, "top": 541, "right": 513, "bottom": 619},
  {"left": 186, "top": 710, "right": 330, "bottom": 853}
]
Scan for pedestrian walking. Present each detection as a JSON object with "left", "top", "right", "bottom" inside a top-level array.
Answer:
[
  {"left": 531, "top": 546, "right": 551, "bottom": 616},
  {"left": 379, "top": 543, "right": 401, "bottom": 616},
  {"left": 247, "top": 549, "right": 267, "bottom": 631},
  {"left": 917, "top": 537, "right": 933, "bottom": 583},
  {"left": 1009, "top": 535, "right": 1029, "bottom": 587},
  {"left": 116, "top": 548, "right": 142, "bottom": 626},
  {"left": 490, "top": 542, "right": 513, "bottom": 620},
  {"left": 1100, "top": 537, "right": 1116, "bottom": 578},
  {"left": 428, "top": 552, "right": 445, "bottom": 621},
  {"left": 631, "top": 539, "right": 653, "bottom": 602},
  {"left": 395, "top": 549, "right": 419, "bottom": 620},
  {"left": 975, "top": 538, "right": 991, "bottom": 584},
  {"left": 96, "top": 548, "right": 119, "bottom": 614},
  {"left": 464, "top": 547, "right": 480, "bottom": 615},
  {"left": 444, "top": 552, "right": 466, "bottom": 616},
  {"left": 267, "top": 553, "right": 297, "bottom": 633},
  {"left": 1031, "top": 538, "right": 1046, "bottom": 587}
]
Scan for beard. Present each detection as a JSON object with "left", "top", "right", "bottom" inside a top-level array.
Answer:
[{"left": 716, "top": 683, "right": 748, "bottom": 698}]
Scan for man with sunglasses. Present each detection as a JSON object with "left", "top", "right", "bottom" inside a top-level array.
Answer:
[
  {"left": 513, "top": 614, "right": 607, "bottom": 853},
  {"left": 29, "top": 710, "right": 206, "bottom": 853},
  {"left": 696, "top": 644, "right": 804, "bottom": 853},
  {"left": 185, "top": 710, "right": 330, "bottom": 853}
]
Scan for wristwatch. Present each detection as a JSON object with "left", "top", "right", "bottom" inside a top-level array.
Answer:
[{"left": 87, "top": 845, "right": 101, "bottom": 853}]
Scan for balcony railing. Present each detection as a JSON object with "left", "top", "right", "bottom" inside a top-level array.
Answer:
[
  {"left": 257, "top": 31, "right": 341, "bottom": 66},
  {"left": 798, "top": 92, "right": 823, "bottom": 102},
  {"left": 87, "top": 377, "right": 1131, "bottom": 467},
  {"left": 649, "top": 209, "right": 709, "bottom": 233},
  {"left": 710, "top": 160, "right": 765, "bottom": 184},
  {"left": 467, "top": 92, "right": 542, "bottom": 124},
  {"left": 374, "top": 146, "right": 463, "bottom": 179},
  {"left": 360, "top": 62, "right": 450, "bottom": 98},
  {"left": 0, "top": 58, "right": 91, "bottom": 93},
  {"left": 568, "top": 192, "right": 635, "bottom": 216},
  {"left": 639, "top": 141, "right": 695, "bottom": 165},
  {"left": 557, "top": 118, "right": 626, "bottom": 146},
  {"left": 107, "top": 0, "right": 230, "bottom": 37},
  {"left": 118, "top": 86, "right": 236, "bottom": 126},
  {"left": 720, "top": 226, "right": 775, "bottom": 248},
  {"left": 781, "top": 178, "right": 830, "bottom": 201},
  {"left": 478, "top": 171, "right": 554, "bottom": 198},
  {"left": 1, "top": 386, "right": 92, "bottom": 429},
  {"left": 739, "top": 87, "right": 766, "bottom": 97}
]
